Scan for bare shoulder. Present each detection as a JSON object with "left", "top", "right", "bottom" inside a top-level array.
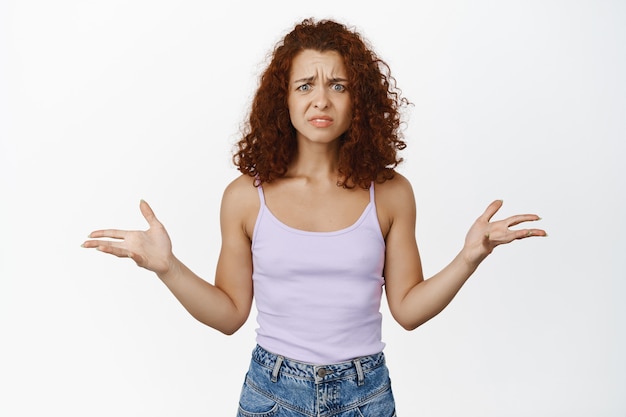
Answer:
[
  {"left": 376, "top": 172, "right": 416, "bottom": 213},
  {"left": 221, "top": 174, "right": 260, "bottom": 239},
  {"left": 377, "top": 171, "right": 414, "bottom": 195},
  {"left": 223, "top": 174, "right": 258, "bottom": 199},
  {"left": 375, "top": 172, "right": 417, "bottom": 237}
]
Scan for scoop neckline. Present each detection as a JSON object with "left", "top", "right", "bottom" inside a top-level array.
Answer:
[{"left": 263, "top": 201, "right": 374, "bottom": 236}]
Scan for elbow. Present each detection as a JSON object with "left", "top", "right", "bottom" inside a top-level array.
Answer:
[
  {"left": 210, "top": 315, "right": 248, "bottom": 336},
  {"left": 397, "top": 318, "right": 421, "bottom": 331},
  {"left": 220, "top": 328, "right": 238, "bottom": 336},
  {"left": 401, "top": 322, "right": 419, "bottom": 331},
  {"left": 392, "top": 310, "right": 433, "bottom": 331},
  {"left": 219, "top": 322, "right": 244, "bottom": 336},
  {"left": 392, "top": 313, "right": 419, "bottom": 331}
]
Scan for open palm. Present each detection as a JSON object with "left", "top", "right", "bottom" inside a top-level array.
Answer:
[
  {"left": 463, "top": 199, "right": 546, "bottom": 265},
  {"left": 83, "top": 200, "right": 174, "bottom": 275}
]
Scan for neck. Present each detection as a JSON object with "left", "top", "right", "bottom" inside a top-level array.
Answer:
[{"left": 287, "top": 139, "right": 340, "bottom": 184}]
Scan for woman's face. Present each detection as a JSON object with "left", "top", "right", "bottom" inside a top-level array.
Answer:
[{"left": 287, "top": 49, "right": 352, "bottom": 146}]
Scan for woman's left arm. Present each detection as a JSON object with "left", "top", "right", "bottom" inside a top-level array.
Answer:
[{"left": 382, "top": 177, "right": 546, "bottom": 331}]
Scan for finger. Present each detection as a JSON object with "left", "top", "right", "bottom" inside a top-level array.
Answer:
[
  {"left": 139, "top": 199, "right": 161, "bottom": 227},
  {"left": 86, "top": 239, "right": 124, "bottom": 250},
  {"left": 96, "top": 244, "right": 134, "bottom": 259},
  {"left": 505, "top": 214, "right": 542, "bottom": 228},
  {"left": 82, "top": 240, "right": 104, "bottom": 248},
  {"left": 512, "top": 228, "right": 548, "bottom": 240},
  {"left": 479, "top": 199, "right": 504, "bottom": 223},
  {"left": 87, "top": 229, "right": 127, "bottom": 239}
]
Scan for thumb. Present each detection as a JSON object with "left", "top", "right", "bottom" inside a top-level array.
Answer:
[
  {"left": 139, "top": 199, "right": 161, "bottom": 227},
  {"left": 480, "top": 199, "right": 504, "bottom": 223}
]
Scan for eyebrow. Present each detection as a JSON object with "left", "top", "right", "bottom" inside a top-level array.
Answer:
[{"left": 292, "top": 76, "right": 349, "bottom": 84}]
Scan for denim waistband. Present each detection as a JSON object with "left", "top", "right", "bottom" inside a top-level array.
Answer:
[{"left": 251, "top": 344, "right": 386, "bottom": 383}]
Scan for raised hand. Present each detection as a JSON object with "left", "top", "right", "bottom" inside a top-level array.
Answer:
[
  {"left": 82, "top": 200, "right": 174, "bottom": 275},
  {"left": 463, "top": 199, "right": 547, "bottom": 266}
]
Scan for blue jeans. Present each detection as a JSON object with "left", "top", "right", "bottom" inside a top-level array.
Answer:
[{"left": 237, "top": 345, "right": 396, "bottom": 417}]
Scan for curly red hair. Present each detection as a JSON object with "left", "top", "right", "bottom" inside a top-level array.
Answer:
[{"left": 233, "top": 18, "right": 409, "bottom": 189}]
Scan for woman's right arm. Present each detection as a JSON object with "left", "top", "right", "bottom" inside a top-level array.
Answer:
[{"left": 82, "top": 177, "right": 256, "bottom": 335}]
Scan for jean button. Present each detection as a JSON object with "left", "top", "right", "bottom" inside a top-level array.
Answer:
[{"left": 317, "top": 368, "right": 327, "bottom": 378}]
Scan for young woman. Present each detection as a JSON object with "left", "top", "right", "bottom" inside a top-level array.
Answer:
[{"left": 82, "top": 18, "right": 546, "bottom": 416}]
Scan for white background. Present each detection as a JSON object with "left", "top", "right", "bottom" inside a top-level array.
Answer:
[{"left": 1, "top": 0, "right": 624, "bottom": 416}]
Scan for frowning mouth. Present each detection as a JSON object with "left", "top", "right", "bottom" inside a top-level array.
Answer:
[{"left": 308, "top": 116, "right": 334, "bottom": 127}]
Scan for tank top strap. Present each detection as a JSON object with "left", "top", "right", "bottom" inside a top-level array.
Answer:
[
  {"left": 257, "top": 184, "right": 266, "bottom": 205},
  {"left": 369, "top": 182, "right": 375, "bottom": 203}
]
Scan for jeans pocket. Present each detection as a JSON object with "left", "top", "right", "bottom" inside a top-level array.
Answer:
[
  {"left": 355, "top": 386, "right": 396, "bottom": 417},
  {"left": 237, "top": 379, "right": 280, "bottom": 417}
]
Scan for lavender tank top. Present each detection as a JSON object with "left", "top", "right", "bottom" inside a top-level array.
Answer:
[{"left": 251, "top": 184, "right": 386, "bottom": 364}]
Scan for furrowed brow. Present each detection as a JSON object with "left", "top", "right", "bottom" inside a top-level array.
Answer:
[
  {"left": 293, "top": 76, "right": 315, "bottom": 84},
  {"left": 292, "top": 76, "right": 348, "bottom": 84}
]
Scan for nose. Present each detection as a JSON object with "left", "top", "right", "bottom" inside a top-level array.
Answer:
[{"left": 313, "top": 88, "right": 329, "bottom": 109}]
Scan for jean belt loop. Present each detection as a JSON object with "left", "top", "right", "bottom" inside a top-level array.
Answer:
[
  {"left": 353, "top": 358, "right": 365, "bottom": 386},
  {"left": 271, "top": 355, "right": 284, "bottom": 383}
]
